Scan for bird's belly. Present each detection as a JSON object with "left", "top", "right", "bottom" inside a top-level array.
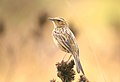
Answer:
[{"left": 53, "top": 37, "right": 69, "bottom": 53}]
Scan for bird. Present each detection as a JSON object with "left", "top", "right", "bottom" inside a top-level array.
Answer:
[{"left": 49, "top": 17, "right": 85, "bottom": 74}]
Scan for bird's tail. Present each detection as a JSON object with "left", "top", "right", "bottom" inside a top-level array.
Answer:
[{"left": 73, "top": 54, "right": 85, "bottom": 75}]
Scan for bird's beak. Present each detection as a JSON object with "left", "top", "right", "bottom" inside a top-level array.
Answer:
[{"left": 48, "top": 18, "right": 55, "bottom": 21}]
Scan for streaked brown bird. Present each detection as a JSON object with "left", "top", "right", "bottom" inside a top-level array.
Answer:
[{"left": 49, "top": 17, "right": 85, "bottom": 74}]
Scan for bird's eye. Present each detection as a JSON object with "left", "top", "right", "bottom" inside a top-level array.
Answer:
[{"left": 57, "top": 20, "right": 61, "bottom": 22}]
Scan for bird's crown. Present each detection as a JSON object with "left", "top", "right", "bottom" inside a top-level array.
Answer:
[
  {"left": 48, "top": 17, "right": 65, "bottom": 22},
  {"left": 48, "top": 17, "right": 68, "bottom": 28}
]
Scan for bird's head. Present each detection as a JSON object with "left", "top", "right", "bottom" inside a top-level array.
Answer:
[{"left": 48, "top": 17, "right": 68, "bottom": 28}]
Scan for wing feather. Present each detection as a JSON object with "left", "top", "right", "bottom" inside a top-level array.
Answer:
[{"left": 53, "top": 28, "right": 79, "bottom": 55}]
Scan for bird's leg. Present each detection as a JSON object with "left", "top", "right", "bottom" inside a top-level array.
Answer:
[
  {"left": 61, "top": 52, "right": 67, "bottom": 61},
  {"left": 67, "top": 55, "right": 72, "bottom": 63}
]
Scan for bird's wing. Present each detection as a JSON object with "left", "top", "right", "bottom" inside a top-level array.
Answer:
[{"left": 53, "top": 28, "right": 79, "bottom": 55}]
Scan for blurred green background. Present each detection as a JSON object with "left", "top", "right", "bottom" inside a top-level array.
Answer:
[{"left": 0, "top": 0, "right": 120, "bottom": 82}]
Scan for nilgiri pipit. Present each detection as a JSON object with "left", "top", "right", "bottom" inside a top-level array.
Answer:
[{"left": 49, "top": 17, "right": 85, "bottom": 74}]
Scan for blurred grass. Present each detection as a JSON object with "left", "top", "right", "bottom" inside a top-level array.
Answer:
[{"left": 0, "top": 0, "right": 120, "bottom": 82}]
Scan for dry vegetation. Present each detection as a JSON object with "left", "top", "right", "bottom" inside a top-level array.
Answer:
[{"left": 51, "top": 60, "right": 89, "bottom": 82}]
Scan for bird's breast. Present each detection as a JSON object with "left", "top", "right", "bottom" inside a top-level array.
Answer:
[{"left": 52, "top": 30, "right": 69, "bottom": 53}]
